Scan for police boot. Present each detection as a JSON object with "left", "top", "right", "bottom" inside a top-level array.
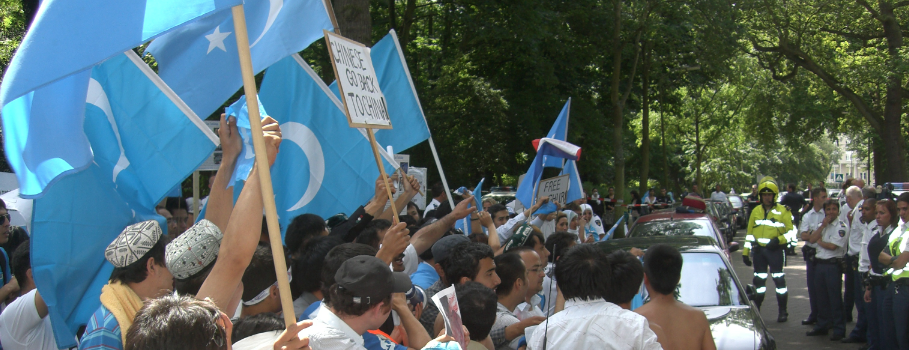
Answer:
[
  {"left": 777, "top": 293, "right": 788, "bottom": 322},
  {"left": 753, "top": 293, "right": 764, "bottom": 311}
]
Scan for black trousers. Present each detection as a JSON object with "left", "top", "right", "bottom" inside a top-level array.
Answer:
[{"left": 751, "top": 245, "right": 787, "bottom": 311}]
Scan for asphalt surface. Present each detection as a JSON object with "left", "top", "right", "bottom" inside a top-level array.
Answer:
[{"left": 728, "top": 228, "right": 868, "bottom": 350}]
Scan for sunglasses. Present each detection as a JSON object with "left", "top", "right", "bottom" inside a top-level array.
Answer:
[{"left": 0, "top": 213, "right": 10, "bottom": 223}]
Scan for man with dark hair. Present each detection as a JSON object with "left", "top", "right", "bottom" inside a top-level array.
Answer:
[
  {"left": 635, "top": 245, "right": 715, "bottom": 350},
  {"left": 164, "top": 197, "right": 191, "bottom": 237},
  {"left": 291, "top": 236, "right": 344, "bottom": 319},
  {"left": 490, "top": 252, "right": 544, "bottom": 350},
  {"left": 299, "top": 255, "right": 413, "bottom": 349},
  {"left": 603, "top": 250, "right": 643, "bottom": 308},
  {"left": 423, "top": 182, "right": 447, "bottom": 218},
  {"left": 527, "top": 245, "right": 660, "bottom": 350},
  {"left": 513, "top": 247, "right": 546, "bottom": 319},
  {"left": 800, "top": 186, "right": 827, "bottom": 326},
  {"left": 239, "top": 244, "right": 284, "bottom": 318},
  {"left": 442, "top": 242, "right": 500, "bottom": 289},
  {"left": 284, "top": 213, "right": 328, "bottom": 256},
  {"left": 456, "top": 282, "right": 498, "bottom": 350},
  {"left": 0, "top": 241, "right": 60, "bottom": 349},
  {"left": 540, "top": 232, "right": 576, "bottom": 316},
  {"left": 355, "top": 219, "right": 393, "bottom": 249},
  {"left": 489, "top": 198, "right": 551, "bottom": 242},
  {"left": 80, "top": 221, "right": 174, "bottom": 350}
]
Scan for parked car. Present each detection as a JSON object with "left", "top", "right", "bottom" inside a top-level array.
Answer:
[
  {"left": 706, "top": 201, "right": 736, "bottom": 244},
  {"left": 597, "top": 236, "right": 777, "bottom": 350},
  {"left": 627, "top": 211, "right": 739, "bottom": 257}
]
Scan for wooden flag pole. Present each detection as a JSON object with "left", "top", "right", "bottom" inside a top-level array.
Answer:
[
  {"left": 192, "top": 171, "right": 200, "bottom": 222},
  {"left": 230, "top": 5, "right": 296, "bottom": 327},
  {"left": 367, "top": 129, "right": 400, "bottom": 225}
]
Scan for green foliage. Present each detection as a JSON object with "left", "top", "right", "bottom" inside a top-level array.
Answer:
[{"left": 0, "top": 0, "right": 26, "bottom": 81}]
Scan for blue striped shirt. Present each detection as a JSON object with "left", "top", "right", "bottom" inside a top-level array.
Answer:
[{"left": 78, "top": 305, "right": 122, "bottom": 350}]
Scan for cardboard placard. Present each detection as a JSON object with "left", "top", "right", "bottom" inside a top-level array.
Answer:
[
  {"left": 536, "top": 174, "right": 570, "bottom": 205},
  {"left": 324, "top": 30, "right": 392, "bottom": 129}
]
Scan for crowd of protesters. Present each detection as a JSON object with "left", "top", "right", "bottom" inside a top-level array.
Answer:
[{"left": 0, "top": 117, "right": 730, "bottom": 350}]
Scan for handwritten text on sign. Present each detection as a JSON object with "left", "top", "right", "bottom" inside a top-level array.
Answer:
[
  {"left": 324, "top": 30, "right": 392, "bottom": 128},
  {"left": 536, "top": 175, "right": 570, "bottom": 205}
]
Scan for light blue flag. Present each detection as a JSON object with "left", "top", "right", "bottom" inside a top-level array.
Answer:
[
  {"left": 259, "top": 54, "right": 396, "bottom": 238},
  {"left": 30, "top": 52, "right": 219, "bottom": 347},
  {"left": 0, "top": 0, "right": 239, "bottom": 198},
  {"left": 560, "top": 160, "right": 584, "bottom": 203},
  {"left": 542, "top": 98, "right": 570, "bottom": 167},
  {"left": 515, "top": 139, "right": 581, "bottom": 208},
  {"left": 147, "top": 0, "right": 334, "bottom": 118},
  {"left": 328, "top": 30, "right": 432, "bottom": 152},
  {"left": 225, "top": 95, "right": 269, "bottom": 185},
  {"left": 454, "top": 178, "right": 485, "bottom": 235}
]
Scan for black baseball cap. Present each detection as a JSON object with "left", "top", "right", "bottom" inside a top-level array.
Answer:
[
  {"left": 431, "top": 234, "right": 469, "bottom": 263},
  {"left": 335, "top": 255, "right": 412, "bottom": 304}
]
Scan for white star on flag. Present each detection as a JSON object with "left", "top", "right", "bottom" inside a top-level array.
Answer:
[{"left": 205, "top": 26, "right": 231, "bottom": 54}]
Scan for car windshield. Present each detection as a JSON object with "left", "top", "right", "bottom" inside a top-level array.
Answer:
[
  {"left": 728, "top": 196, "right": 743, "bottom": 208},
  {"left": 641, "top": 252, "right": 746, "bottom": 307},
  {"left": 629, "top": 220, "right": 714, "bottom": 238}
]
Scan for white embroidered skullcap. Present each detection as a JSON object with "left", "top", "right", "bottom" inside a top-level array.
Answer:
[
  {"left": 105, "top": 220, "right": 163, "bottom": 268},
  {"left": 165, "top": 219, "right": 223, "bottom": 279}
]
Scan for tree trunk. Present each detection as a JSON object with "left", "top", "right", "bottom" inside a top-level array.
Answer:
[
  {"left": 695, "top": 114, "right": 702, "bottom": 191},
  {"left": 639, "top": 43, "right": 651, "bottom": 195},
  {"left": 660, "top": 83, "right": 669, "bottom": 189},
  {"left": 873, "top": 136, "right": 885, "bottom": 184},
  {"left": 333, "top": 0, "right": 372, "bottom": 44},
  {"left": 879, "top": 1, "right": 907, "bottom": 181},
  {"left": 611, "top": 0, "right": 626, "bottom": 237},
  {"left": 388, "top": 0, "right": 396, "bottom": 31},
  {"left": 399, "top": 0, "right": 417, "bottom": 46}
]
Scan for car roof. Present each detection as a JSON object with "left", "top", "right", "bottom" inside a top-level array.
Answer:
[
  {"left": 596, "top": 235, "right": 724, "bottom": 254},
  {"left": 635, "top": 212, "right": 712, "bottom": 223}
]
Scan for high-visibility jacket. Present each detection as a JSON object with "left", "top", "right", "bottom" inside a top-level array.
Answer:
[
  {"left": 887, "top": 226, "right": 909, "bottom": 280},
  {"left": 744, "top": 204, "right": 793, "bottom": 257}
]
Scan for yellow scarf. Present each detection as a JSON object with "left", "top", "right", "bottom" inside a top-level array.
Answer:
[{"left": 99, "top": 282, "right": 144, "bottom": 344}]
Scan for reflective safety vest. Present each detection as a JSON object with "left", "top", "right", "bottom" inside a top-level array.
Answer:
[
  {"left": 887, "top": 227, "right": 909, "bottom": 280},
  {"left": 744, "top": 204, "right": 793, "bottom": 257}
]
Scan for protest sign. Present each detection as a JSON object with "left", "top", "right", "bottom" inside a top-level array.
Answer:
[
  {"left": 197, "top": 120, "right": 223, "bottom": 171},
  {"left": 431, "top": 285, "right": 468, "bottom": 350},
  {"left": 536, "top": 174, "right": 570, "bottom": 205},
  {"left": 324, "top": 30, "right": 392, "bottom": 129},
  {"left": 324, "top": 30, "right": 398, "bottom": 224}
]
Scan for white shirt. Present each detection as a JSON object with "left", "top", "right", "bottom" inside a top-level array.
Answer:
[
  {"left": 0, "top": 290, "right": 58, "bottom": 350},
  {"left": 846, "top": 200, "right": 864, "bottom": 255},
  {"left": 816, "top": 219, "right": 849, "bottom": 260},
  {"left": 585, "top": 215, "right": 606, "bottom": 237},
  {"left": 423, "top": 198, "right": 441, "bottom": 218},
  {"left": 709, "top": 191, "right": 728, "bottom": 202},
  {"left": 800, "top": 207, "right": 825, "bottom": 248},
  {"left": 857, "top": 218, "right": 878, "bottom": 273},
  {"left": 526, "top": 299, "right": 661, "bottom": 350},
  {"left": 497, "top": 212, "right": 528, "bottom": 242},
  {"left": 297, "top": 304, "right": 365, "bottom": 350}
]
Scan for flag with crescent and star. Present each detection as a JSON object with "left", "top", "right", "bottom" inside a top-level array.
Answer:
[
  {"left": 0, "top": 0, "right": 239, "bottom": 198},
  {"left": 30, "top": 52, "right": 218, "bottom": 348},
  {"left": 328, "top": 29, "right": 432, "bottom": 153},
  {"left": 259, "top": 54, "right": 397, "bottom": 239},
  {"left": 146, "top": 0, "right": 334, "bottom": 118}
]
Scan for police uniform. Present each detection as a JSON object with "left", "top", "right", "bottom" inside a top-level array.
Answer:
[
  {"left": 743, "top": 179, "right": 792, "bottom": 322},
  {"left": 800, "top": 207, "right": 824, "bottom": 324},
  {"left": 884, "top": 223, "right": 909, "bottom": 348},
  {"left": 809, "top": 218, "right": 849, "bottom": 338}
]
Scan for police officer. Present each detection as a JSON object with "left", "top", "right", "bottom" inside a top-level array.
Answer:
[
  {"left": 806, "top": 199, "right": 848, "bottom": 340},
  {"left": 880, "top": 192, "right": 909, "bottom": 349},
  {"left": 743, "top": 177, "right": 792, "bottom": 322},
  {"left": 799, "top": 187, "right": 827, "bottom": 326}
]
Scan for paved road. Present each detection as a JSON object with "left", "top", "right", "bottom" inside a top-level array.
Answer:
[{"left": 728, "top": 228, "right": 867, "bottom": 350}]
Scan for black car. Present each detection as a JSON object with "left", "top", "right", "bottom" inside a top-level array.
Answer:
[{"left": 597, "top": 236, "right": 776, "bottom": 350}]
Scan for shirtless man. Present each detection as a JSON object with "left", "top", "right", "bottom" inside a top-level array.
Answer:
[{"left": 635, "top": 244, "right": 716, "bottom": 350}]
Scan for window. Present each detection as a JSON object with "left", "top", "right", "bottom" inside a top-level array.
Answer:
[{"left": 640, "top": 252, "right": 746, "bottom": 307}]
